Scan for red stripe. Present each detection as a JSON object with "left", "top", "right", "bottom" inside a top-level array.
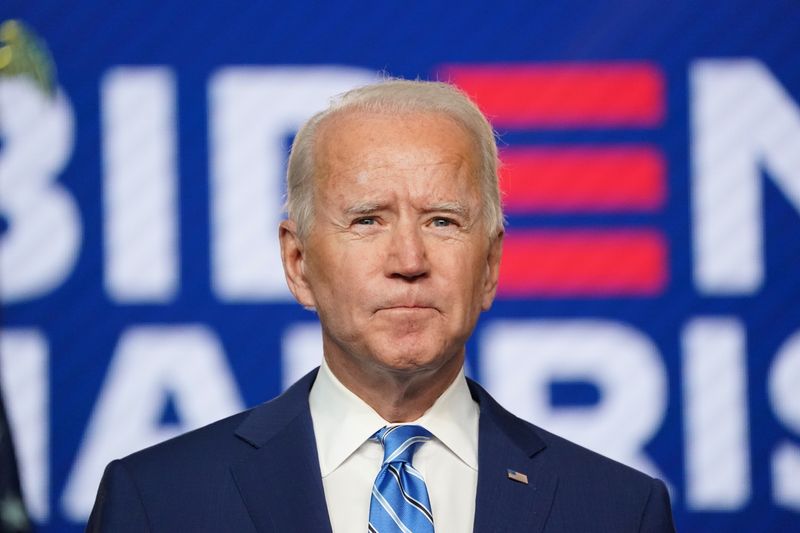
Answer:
[
  {"left": 441, "top": 63, "right": 665, "bottom": 128},
  {"left": 500, "top": 146, "right": 666, "bottom": 212},
  {"left": 498, "top": 230, "right": 668, "bottom": 296}
]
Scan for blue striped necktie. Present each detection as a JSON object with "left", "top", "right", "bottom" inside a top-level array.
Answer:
[{"left": 368, "top": 425, "right": 435, "bottom": 533}]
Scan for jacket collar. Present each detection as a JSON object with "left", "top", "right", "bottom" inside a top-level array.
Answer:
[
  {"left": 231, "top": 369, "right": 332, "bottom": 533},
  {"left": 229, "top": 370, "right": 558, "bottom": 533},
  {"left": 468, "top": 378, "right": 559, "bottom": 533}
]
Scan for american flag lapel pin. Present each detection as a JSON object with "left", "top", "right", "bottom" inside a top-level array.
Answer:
[{"left": 506, "top": 469, "right": 529, "bottom": 484}]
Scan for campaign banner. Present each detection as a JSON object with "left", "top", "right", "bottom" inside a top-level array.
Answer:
[{"left": 1, "top": 1, "right": 799, "bottom": 531}]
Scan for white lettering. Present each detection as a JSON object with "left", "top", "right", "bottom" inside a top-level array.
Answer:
[
  {"left": 0, "top": 328, "right": 49, "bottom": 521},
  {"left": 690, "top": 59, "right": 800, "bottom": 294},
  {"left": 0, "top": 78, "right": 80, "bottom": 302},
  {"left": 102, "top": 68, "right": 179, "bottom": 302},
  {"left": 480, "top": 319, "right": 668, "bottom": 479},
  {"left": 208, "top": 66, "right": 374, "bottom": 300},
  {"left": 769, "top": 330, "right": 800, "bottom": 510},
  {"left": 682, "top": 318, "right": 750, "bottom": 509},
  {"left": 61, "top": 325, "right": 244, "bottom": 520}
]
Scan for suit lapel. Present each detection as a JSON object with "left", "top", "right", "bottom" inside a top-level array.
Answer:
[
  {"left": 230, "top": 371, "right": 332, "bottom": 533},
  {"left": 469, "top": 380, "right": 559, "bottom": 533},
  {"left": 226, "top": 371, "right": 559, "bottom": 532}
]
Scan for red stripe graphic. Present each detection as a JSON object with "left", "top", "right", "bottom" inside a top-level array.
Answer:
[
  {"left": 499, "top": 230, "right": 668, "bottom": 296},
  {"left": 442, "top": 63, "right": 665, "bottom": 128},
  {"left": 500, "top": 146, "right": 666, "bottom": 212}
]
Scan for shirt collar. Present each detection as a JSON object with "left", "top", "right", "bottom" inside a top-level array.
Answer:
[{"left": 308, "top": 359, "right": 479, "bottom": 476}]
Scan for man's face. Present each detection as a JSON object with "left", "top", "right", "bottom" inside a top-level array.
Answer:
[{"left": 281, "top": 110, "right": 502, "bottom": 381}]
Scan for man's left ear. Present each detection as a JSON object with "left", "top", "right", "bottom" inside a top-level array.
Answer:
[{"left": 481, "top": 230, "right": 504, "bottom": 311}]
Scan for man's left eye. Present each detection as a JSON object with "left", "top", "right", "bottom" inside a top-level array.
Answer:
[{"left": 431, "top": 217, "right": 452, "bottom": 227}]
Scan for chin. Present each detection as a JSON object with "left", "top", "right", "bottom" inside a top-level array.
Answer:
[{"left": 372, "top": 342, "right": 458, "bottom": 375}]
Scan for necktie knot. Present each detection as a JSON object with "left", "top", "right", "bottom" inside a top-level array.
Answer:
[
  {"left": 373, "top": 425, "right": 432, "bottom": 465},
  {"left": 369, "top": 425, "right": 435, "bottom": 532}
]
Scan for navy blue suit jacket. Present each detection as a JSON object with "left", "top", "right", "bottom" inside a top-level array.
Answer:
[{"left": 87, "top": 369, "right": 675, "bottom": 532}]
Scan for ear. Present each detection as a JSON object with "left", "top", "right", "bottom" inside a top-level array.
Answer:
[
  {"left": 279, "top": 219, "right": 317, "bottom": 310},
  {"left": 481, "top": 229, "right": 504, "bottom": 311}
]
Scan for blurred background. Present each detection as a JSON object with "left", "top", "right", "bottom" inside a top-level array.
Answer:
[{"left": 1, "top": 1, "right": 799, "bottom": 531}]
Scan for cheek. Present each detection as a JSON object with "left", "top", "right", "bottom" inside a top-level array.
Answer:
[
  {"left": 464, "top": 251, "right": 493, "bottom": 304},
  {"left": 438, "top": 250, "right": 486, "bottom": 305},
  {"left": 304, "top": 249, "right": 342, "bottom": 304},
  {"left": 310, "top": 246, "right": 380, "bottom": 306}
]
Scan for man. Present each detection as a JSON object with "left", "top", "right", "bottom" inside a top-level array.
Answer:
[{"left": 87, "top": 79, "right": 675, "bottom": 532}]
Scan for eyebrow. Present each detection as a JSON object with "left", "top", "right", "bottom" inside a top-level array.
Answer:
[
  {"left": 343, "top": 201, "right": 472, "bottom": 218},
  {"left": 344, "top": 202, "right": 384, "bottom": 216},
  {"left": 424, "top": 202, "right": 471, "bottom": 219}
]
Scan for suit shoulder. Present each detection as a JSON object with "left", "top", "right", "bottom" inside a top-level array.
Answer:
[
  {"left": 531, "top": 421, "right": 658, "bottom": 486},
  {"left": 119, "top": 370, "right": 318, "bottom": 473},
  {"left": 121, "top": 407, "right": 255, "bottom": 474},
  {"left": 470, "top": 378, "right": 658, "bottom": 487},
  {"left": 530, "top": 424, "right": 674, "bottom": 531}
]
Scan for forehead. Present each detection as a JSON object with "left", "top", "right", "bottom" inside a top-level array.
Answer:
[
  {"left": 316, "top": 111, "right": 477, "bottom": 170},
  {"left": 313, "top": 110, "right": 481, "bottom": 195}
]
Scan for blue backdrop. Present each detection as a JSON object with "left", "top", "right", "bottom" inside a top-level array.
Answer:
[{"left": 2, "top": 1, "right": 800, "bottom": 531}]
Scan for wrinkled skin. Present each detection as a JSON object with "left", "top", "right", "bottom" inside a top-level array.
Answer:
[{"left": 280, "top": 110, "right": 503, "bottom": 421}]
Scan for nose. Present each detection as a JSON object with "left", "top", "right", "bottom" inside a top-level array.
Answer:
[{"left": 386, "top": 221, "right": 429, "bottom": 281}]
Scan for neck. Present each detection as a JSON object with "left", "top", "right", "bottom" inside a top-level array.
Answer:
[{"left": 324, "top": 351, "right": 464, "bottom": 423}]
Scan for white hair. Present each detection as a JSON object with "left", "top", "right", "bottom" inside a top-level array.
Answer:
[{"left": 285, "top": 78, "right": 504, "bottom": 239}]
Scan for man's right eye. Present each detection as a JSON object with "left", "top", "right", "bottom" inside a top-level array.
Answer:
[{"left": 354, "top": 217, "right": 376, "bottom": 225}]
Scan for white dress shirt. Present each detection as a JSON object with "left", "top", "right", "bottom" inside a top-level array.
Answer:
[{"left": 309, "top": 360, "right": 479, "bottom": 533}]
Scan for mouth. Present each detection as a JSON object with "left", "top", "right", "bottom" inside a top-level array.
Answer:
[
  {"left": 375, "top": 304, "right": 438, "bottom": 315},
  {"left": 385, "top": 304, "right": 431, "bottom": 308},
  {"left": 373, "top": 295, "right": 439, "bottom": 316}
]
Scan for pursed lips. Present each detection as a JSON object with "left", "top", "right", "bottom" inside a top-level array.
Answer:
[{"left": 374, "top": 302, "right": 438, "bottom": 314}]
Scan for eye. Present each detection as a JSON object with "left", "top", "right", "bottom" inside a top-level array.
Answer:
[
  {"left": 431, "top": 217, "right": 454, "bottom": 228},
  {"left": 354, "top": 217, "right": 376, "bottom": 226}
]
